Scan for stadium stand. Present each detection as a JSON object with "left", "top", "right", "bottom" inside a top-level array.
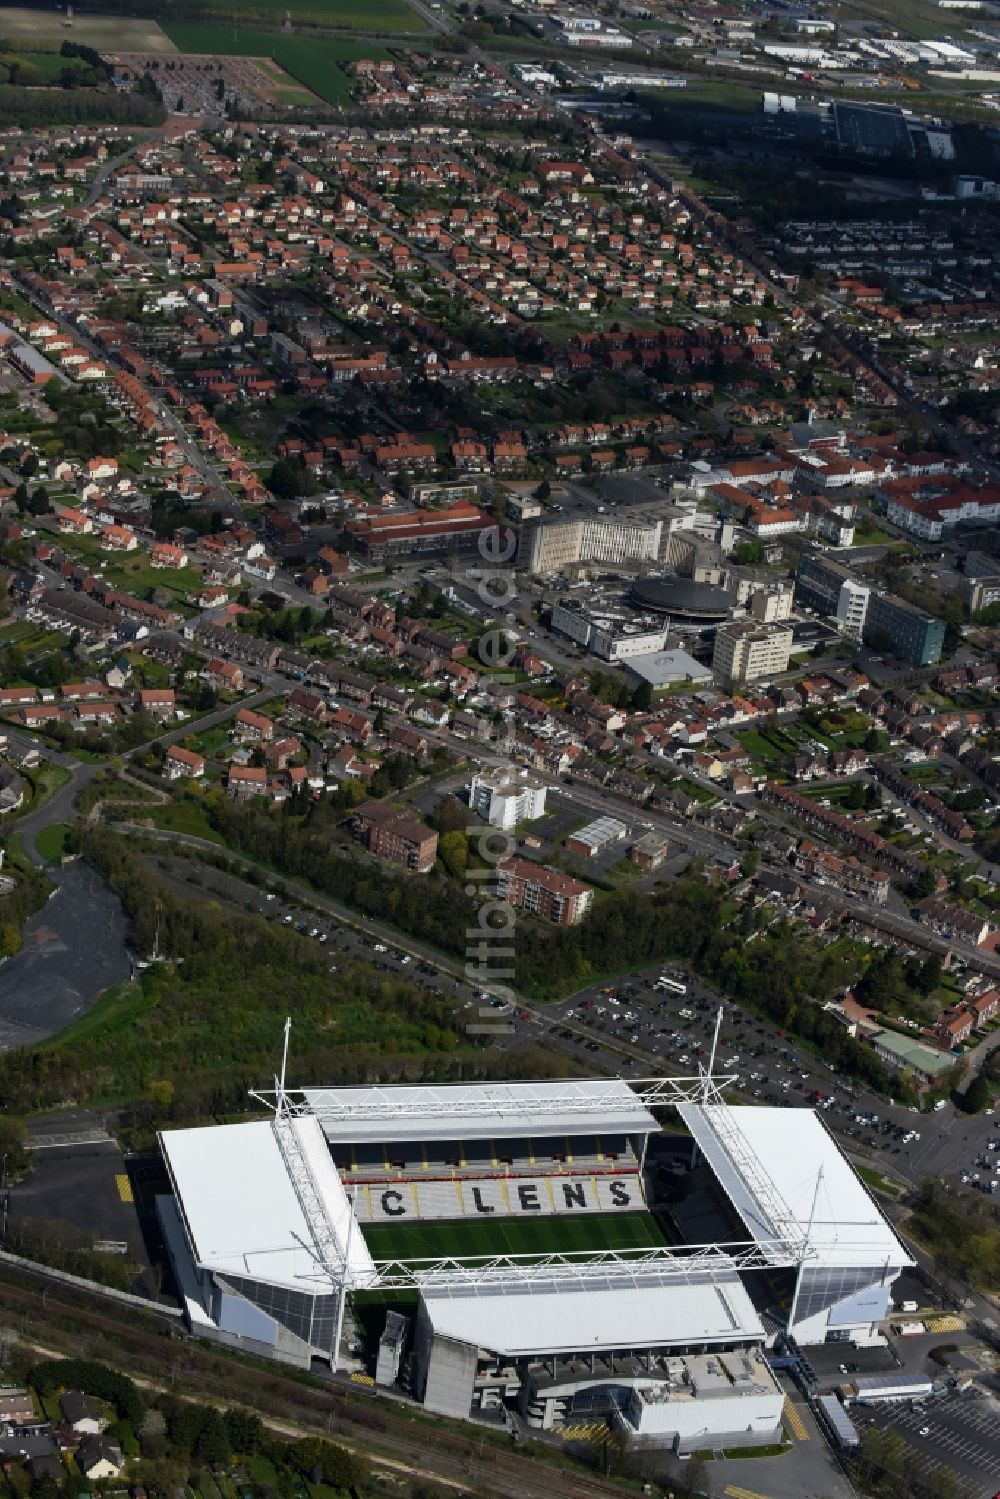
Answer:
[
  {"left": 354, "top": 1171, "right": 646, "bottom": 1223},
  {"left": 333, "top": 1133, "right": 638, "bottom": 1182}
]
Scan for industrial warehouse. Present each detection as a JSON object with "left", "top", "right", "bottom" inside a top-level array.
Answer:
[{"left": 157, "top": 1059, "right": 911, "bottom": 1453}]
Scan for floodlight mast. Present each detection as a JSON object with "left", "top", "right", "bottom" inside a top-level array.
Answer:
[
  {"left": 787, "top": 1165, "right": 825, "bottom": 1333},
  {"left": 275, "top": 1014, "right": 292, "bottom": 1119},
  {"left": 701, "top": 1005, "right": 724, "bottom": 1104}
]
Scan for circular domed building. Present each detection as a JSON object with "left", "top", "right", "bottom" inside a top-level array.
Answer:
[{"left": 629, "top": 576, "right": 735, "bottom": 625}]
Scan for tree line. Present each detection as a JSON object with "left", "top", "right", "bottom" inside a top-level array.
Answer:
[{"left": 200, "top": 793, "right": 890, "bottom": 1090}]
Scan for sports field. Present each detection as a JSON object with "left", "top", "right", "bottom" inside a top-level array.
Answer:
[
  {"left": 0, "top": 8, "right": 176, "bottom": 51},
  {"left": 161, "top": 23, "right": 391, "bottom": 105},
  {"left": 363, "top": 1210, "right": 668, "bottom": 1264}
]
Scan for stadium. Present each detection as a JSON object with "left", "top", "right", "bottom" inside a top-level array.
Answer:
[{"left": 157, "top": 1046, "right": 911, "bottom": 1452}]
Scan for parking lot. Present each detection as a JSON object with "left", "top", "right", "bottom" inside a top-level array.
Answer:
[
  {"left": 858, "top": 1392, "right": 1000, "bottom": 1499},
  {"left": 147, "top": 848, "right": 998, "bottom": 1187}
]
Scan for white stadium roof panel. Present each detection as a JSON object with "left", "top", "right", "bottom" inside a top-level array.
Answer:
[
  {"left": 677, "top": 1104, "right": 911, "bottom": 1270},
  {"left": 420, "top": 1272, "right": 764, "bottom": 1356},
  {"left": 160, "top": 1117, "right": 376, "bottom": 1292},
  {"left": 301, "top": 1079, "right": 660, "bottom": 1144}
]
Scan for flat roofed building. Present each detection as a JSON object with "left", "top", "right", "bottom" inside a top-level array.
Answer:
[
  {"left": 414, "top": 1270, "right": 779, "bottom": 1437},
  {"left": 712, "top": 620, "right": 793, "bottom": 686},
  {"left": 624, "top": 648, "right": 712, "bottom": 687},
  {"left": 302, "top": 1079, "right": 660, "bottom": 1146},
  {"left": 863, "top": 592, "right": 945, "bottom": 667},
  {"left": 517, "top": 516, "right": 662, "bottom": 574},
  {"left": 469, "top": 770, "right": 547, "bottom": 830},
  {"left": 678, "top": 1104, "right": 912, "bottom": 1346},
  {"left": 565, "top": 815, "right": 628, "bottom": 858}
]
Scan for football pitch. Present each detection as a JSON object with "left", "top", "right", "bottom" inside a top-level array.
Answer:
[{"left": 363, "top": 1210, "right": 668, "bottom": 1264}]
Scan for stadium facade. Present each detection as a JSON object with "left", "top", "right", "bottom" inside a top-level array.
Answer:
[{"left": 157, "top": 1073, "right": 911, "bottom": 1452}]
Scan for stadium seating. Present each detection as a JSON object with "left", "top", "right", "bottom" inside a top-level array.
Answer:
[
  {"left": 340, "top": 1133, "right": 638, "bottom": 1184},
  {"left": 352, "top": 1170, "right": 646, "bottom": 1224}
]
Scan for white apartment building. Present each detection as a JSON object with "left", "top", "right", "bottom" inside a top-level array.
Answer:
[
  {"left": 469, "top": 771, "right": 548, "bottom": 830},
  {"left": 712, "top": 621, "right": 793, "bottom": 686},
  {"left": 836, "top": 578, "right": 870, "bottom": 635},
  {"left": 749, "top": 581, "right": 794, "bottom": 623}
]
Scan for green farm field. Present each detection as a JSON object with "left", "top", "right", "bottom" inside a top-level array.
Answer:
[
  {"left": 162, "top": 23, "right": 392, "bottom": 104},
  {"left": 362, "top": 1210, "right": 667, "bottom": 1264},
  {"left": 0, "top": 8, "right": 176, "bottom": 50},
  {"left": 163, "top": 0, "right": 423, "bottom": 34}
]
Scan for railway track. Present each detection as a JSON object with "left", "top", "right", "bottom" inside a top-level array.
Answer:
[{"left": 0, "top": 1264, "right": 630, "bottom": 1499}]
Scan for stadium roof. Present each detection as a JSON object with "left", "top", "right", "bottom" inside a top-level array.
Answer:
[
  {"left": 419, "top": 1272, "right": 764, "bottom": 1356},
  {"left": 678, "top": 1104, "right": 912, "bottom": 1271},
  {"left": 302, "top": 1080, "right": 660, "bottom": 1144},
  {"left": 160, "top": 1117, "right": 376, "bottom": 1293}
]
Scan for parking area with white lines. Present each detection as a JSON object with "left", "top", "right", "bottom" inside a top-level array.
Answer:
[{"left": 858, "top": 1394, "right": 1000, "bottom": 1498}]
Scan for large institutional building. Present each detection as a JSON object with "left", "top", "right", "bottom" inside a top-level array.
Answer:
[
  {"left": 712, "top": 619, "right": 794, "bottom": 686},
  {"left": 158, "top": 1071, "right": 911, "bottom": 1454}
]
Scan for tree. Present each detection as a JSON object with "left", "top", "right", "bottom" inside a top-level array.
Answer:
[
  {"left": 962, "top": 1074, "right": 992, "bottom": 1114},
  {"left": 909, "top": 866, "right": 937, "bottom": 901},
  {"left": 0, "top": 1115, "right": 28, "bottom": 1176},
  {"left": 223, "top": 1408, "right": 264, "bottom": 1455},
  {"left": 942, "top": 619, "right": 963, "bottom": 657},
  {"left": 438, "top": 828, "right": 468, "bottom": 879},
  {"left": 631, "top": 681, "right": 653, "bottom": 712},
  {"left": 194, "top": 1408, "right": 231, "bottom": 1464}
]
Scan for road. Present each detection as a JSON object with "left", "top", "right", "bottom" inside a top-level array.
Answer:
[
  {"left": 6, "top": 687, "right": 277, "bottom": 866},
  {"left": 7, "top": 742, "right": 97, "bottom": 866},
  {"left": 111, "top": 807, "right": 1000, "bottom": 1191}
]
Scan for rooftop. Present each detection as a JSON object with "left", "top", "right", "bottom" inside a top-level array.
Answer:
[
  {"left": 677, "top": 1104, "right": 912, "bottom": 1271},
  {"left": 160, "top": 1116, "right": 376, "bottom": 1293},
  {"left": 301, "top": 1079, "right": 659, "bottom": 1144},
  {"left": 420, "top": 1270, "right": 764, "bottom": 1356}
]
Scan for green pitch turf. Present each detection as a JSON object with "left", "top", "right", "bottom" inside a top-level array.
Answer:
[{"left": 362, "top": 1211, "right": 667, "bottom": 1264}]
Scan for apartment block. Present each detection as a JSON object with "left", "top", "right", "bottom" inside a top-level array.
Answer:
[
  {"left": 352, "top": 802, "right": 439, "bottom": 873},
  {"left": 469, "top": 771, "right": 547, "bottom": 830},
  {"left": 863, "top": 592, "right": 945, "bottom": 667},
  {"left": 496, "top": 858, "right": 593, "bottom": 925},
  {"left": 712, "top": 620, "right": 793, "bottom": 686},
  {"left": 795, "top": 549, "right": 870, "bottom": 634}
]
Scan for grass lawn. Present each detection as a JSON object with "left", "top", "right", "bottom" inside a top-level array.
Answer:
[
  {"left": 147, "top": 799, "right": 227, "bottom": 844},
  {"left": 34, "top": 822, "right": 69, "bottom": 863},
  {"left": 60, "top": 534, "right": 203, "bottom": 604},
  {"left": 0, "top": 51, "right": 94, "bottom": 84},
  {"left": 363, "top": 1210, "right": 666, "bottom": 1264},
  {"left": 21, "top": 762, "right": 72, "bottom": 819},
  {"left": 161, "top": 23, "right": 394, "bottom": 103},
  {"left": 855, "top": 1164, "right": 902, "bottom": 1198},
  {"left": 0, "top": 620, "right": 67, "bottom": 654}
]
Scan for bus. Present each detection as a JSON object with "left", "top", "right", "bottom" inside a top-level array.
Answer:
[{"left": 655, "top": 975, "right": 687, "bottom": 996}]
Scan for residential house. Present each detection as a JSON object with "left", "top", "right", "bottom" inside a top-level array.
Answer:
[{"left": 164, "top": 745, "right": 205, "bottom": 781}]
